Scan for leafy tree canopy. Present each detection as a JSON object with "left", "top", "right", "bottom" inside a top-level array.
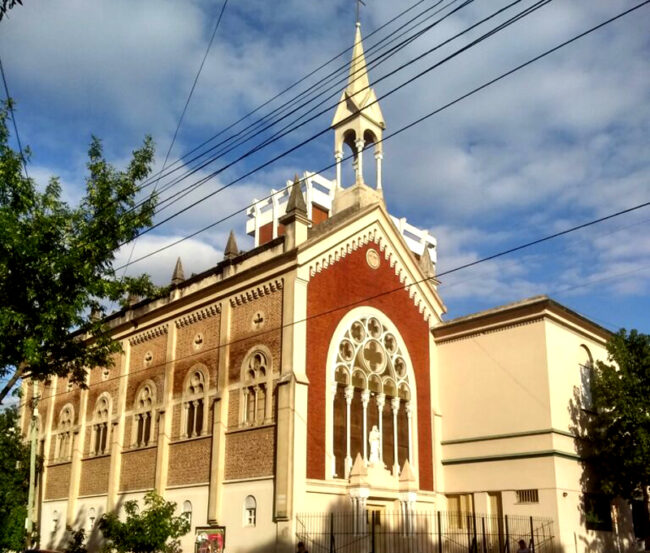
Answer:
[
  {"left": 0, "top": 404, "right": 31, "bottom": 552},
  {"left": 98, "top": 492, "right": 190, "bottom": 553},
  {"left": 0, "top": 102, "right": 161, "bottom": 403},
  {"left": 588, "top": 329, "right": 650, "bottom": 542}
]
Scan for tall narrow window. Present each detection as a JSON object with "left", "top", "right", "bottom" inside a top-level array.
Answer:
[
  {"left": 92, "top": 394, "right": 111, "bottom": 456},
  {"left": 244, "top": 495, "right": 257, "bottom": 527},
  {"left": 55, "top": 405, "right": 74, "bottom": 461},
  {"left": 134, "top": 383, "right": 155, "bottom": 447},
  {"left": 241, "top": 350, "right": 274, "bottom": 426},
  {"left": 183, "top": 369, "right": 207, "bottom": 438}
]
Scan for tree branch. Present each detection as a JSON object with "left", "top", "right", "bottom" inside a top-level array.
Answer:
[{"left": 0, "top": 365, "right": 25, "bottom": 405}]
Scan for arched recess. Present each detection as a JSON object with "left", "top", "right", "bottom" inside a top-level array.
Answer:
[
  {"left": 91, "top": 392, "right": 112, "bottom": 456},
  {"left": 132, "top": 379, "right": 157, "bottom": 447},
  {"left": 55, "top": 403, "right": 75, "bottom": 461},
  {"left": 239, "top": 344, "right": 275, "bottom": 426},
  {"left": 181, "top": 364, "right": 210, "bottom": 438},
  {"left": 325, "top": 306, "right": 418, "bottom": 480}
]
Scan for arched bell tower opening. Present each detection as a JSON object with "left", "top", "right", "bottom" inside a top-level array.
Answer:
[{"left": 332, "top": 23, "right": 385, "bottom": 194}]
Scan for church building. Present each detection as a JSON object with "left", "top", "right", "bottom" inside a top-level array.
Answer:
[{"left": 22, "top": 21, "right": 637, "bottom": 553}]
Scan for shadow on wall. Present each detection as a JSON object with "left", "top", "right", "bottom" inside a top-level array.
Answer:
[
  {"left": 568, "top": 388, "right": 638, "bottom": 553},
  {"left": 52, "top": 497, "right": 124, "bottom": 553}
]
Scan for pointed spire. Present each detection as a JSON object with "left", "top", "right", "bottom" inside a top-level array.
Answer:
[
  {"left": 224, "top": 230, "right": 239, "bottom": 261},
  {"left": 346, "top": 25, "right": 371, "bottom": 98},
  {"left": 286, "top": 174, "right": 307, "bottom": 216},
  {"left": 418, "top": 248, "right": 436, "bottom": 279},
  {"left": 171, "top": 257, "right": 185, "bottom": 285}
]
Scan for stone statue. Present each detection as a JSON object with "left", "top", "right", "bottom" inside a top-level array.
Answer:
[{"left": 369, "top": 424, "right": 380, "bottom": 464}]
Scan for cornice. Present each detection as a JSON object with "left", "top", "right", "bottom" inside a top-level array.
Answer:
[
  {"left": 306, "top": 223, "right": 437, "bottom": 327},
  {"left": 229, "top": 279, "right": 284, "bottom": 307},
  {"left": 128, "top": 324, "right": 169, "bottom": 346},
  {"left": 175, "top": 303, "right": 222, "bottom": 328}
]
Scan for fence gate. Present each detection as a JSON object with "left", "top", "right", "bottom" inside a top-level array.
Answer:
[{"left": 296, "top": 511, "right": 555, "bottom": 553}]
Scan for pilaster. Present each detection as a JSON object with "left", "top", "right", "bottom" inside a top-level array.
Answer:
[
  {"left": 66, "top": 383, "right": 89, "bottom": 524},
  {"left": 155, "top": 323, "right": 177, "bottom": 493},
  {"left": 107, "top": 340, "right": 131, "bottom": 511},
  {"left": 208, "top": 301, "right": 230, "bottom": 524}
]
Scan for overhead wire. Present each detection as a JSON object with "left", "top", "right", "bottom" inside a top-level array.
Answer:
[
  {"left": 120, "top": 0, "right": 229, "bottom": 276},
  {"left": 0, "top": 56, "right": 28, "bottom": 178},
  {"left": 13, "top": 196, "right": 650, "bottom": 411},
  {"left": 116, "top": 0, "right": 551, "bottom": 257}
]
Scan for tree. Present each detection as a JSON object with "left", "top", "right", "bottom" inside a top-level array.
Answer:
[
  {"left": 0, "top": 102, "right": 161, "bottom": 403},
  {"left": 98, "top": 491, "right": 190, "bottom": 553},
  {"left": 0, "top": 404, "right": 31, "bottom": 552},
  {"left": 588, "top": 329, "right": 650, "bottom": 547},
  {"left": 0, "top": 0, "right": 22, "bottom": 22}
]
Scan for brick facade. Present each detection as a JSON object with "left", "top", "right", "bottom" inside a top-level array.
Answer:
[
  {"left": 120, "top": 447, "right": 156, "bottom": 491},
  {"left": 45, "top": 462, "right": 71, "bottom": 500},
  {"left": 79, "top": 456, "right": 111, "bottom": 496},
  {"left": 224, "top": 426, "right": 275, "bottom": 480},
  {"left": 306, "top": 240, "right": 434, "bottom": 490},
  {"left": 167, "top": 438, "right": 211, "bottom": 486}
]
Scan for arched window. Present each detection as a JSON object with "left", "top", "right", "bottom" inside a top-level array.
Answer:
[
  {"left": 91, "top": 394, "right": 111, "bottom": 456},
  {"left": 579, "top": 345, "right": 594, "bottom": 410},
  {"left": 330, "top": 315, "right": 414, "bottom": 479},
  {"left": 243, "top": 495, "right": 257, "bottom": 527},
  {"left": 133, "top": 382, "right": 156, "bottom": 447},
  {"left": 241, "top": 349, "right": 274, "bottom": 426},
  {"left": 182, "top": 368, "right": 208, "bottom": 439},
  {"left": 182, "top": 500, "right": 193, "bottom": 525},
  {"left": 55, "top": 404, "right": 74, "bottom": 461}
]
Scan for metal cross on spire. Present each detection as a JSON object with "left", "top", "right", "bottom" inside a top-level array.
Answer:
[{"left": 355, "top": 0, "right": 366, "bottom": 25}]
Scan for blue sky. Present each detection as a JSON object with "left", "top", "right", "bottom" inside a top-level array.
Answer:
[{"left": 1, "top": 0, "right": 649, "bottom": 333}]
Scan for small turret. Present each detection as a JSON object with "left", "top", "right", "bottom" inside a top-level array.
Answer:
[
  {"left": 279, "top": 175, "right": 311, "bottom": 250},
  {"left": 224, "top": 230, "right": 239, "bottom": 261},
  {"left": 171, "top": 257, "right": 185, "bottom": 285}
]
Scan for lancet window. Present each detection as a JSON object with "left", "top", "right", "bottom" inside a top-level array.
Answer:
[
  {"left": 331, "top": 315, "right": 413, "bottom": 479},
  {"left": 241, "top": 349, "right": 274, "bottom": 426},
  {"left": 91, "top": 394, "right": 111, "bottom": 456},
  {"left": 54, "top": 404, "right": 74, "bottom": 461},
  {"left": 182, "top": 367, "right": 209, "bottom": 438},
  {"left": 133, "top": 382, "right": 156, "bottom": 447}
]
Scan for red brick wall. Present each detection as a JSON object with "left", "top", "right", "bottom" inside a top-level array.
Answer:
[
  {"left": 45, "top": 462, "right": 71, "bottom": 500},
  {"left": 224, "top": 426, "right": 275, "bottom": 480},
  {"left": 120, "top": 447, "right": 156, "bottom": 491},
  {"left": 167, "top": 438, "right": 211, "bottom": 486},
  {"left": 306, "top": 241, "right": 433, "bottom": 490},
  {"left": 79, "top": 456, "right": 110, "bottom": 496}
]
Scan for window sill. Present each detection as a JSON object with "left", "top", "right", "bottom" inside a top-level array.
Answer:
[
  {"left": 171, "top": 434, "right": 212, "bottom": 445},
  {"left": 83, "top": 453, "right": 111, "bottom": 460},
  {"left": 228, "top": 422, "right": 275, "bottom": 435}
]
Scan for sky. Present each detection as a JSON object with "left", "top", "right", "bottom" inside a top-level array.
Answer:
[{"left": 0, "top": 0, "right": 649, "bottom": 334}]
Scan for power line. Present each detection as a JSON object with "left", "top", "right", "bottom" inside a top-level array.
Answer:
[
  {"left": 117, "top": 0, "right": 472, "bottom": 220},
  {"left": 115, "top": 0, "right": 642, "bottom": 270},
  {"left": 118, "top": 0, "right": 549, "bottom": 255},
  {"left": 15, "top": 196, "right": 650, "bottom": 411},
  {"left": 0, "top": 56, "right": 28, "bottom": 178},
  {"left": 120, "top": 0, "right": 229, "bottom": 275}
]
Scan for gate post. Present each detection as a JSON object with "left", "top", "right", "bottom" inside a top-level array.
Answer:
[
  {"left": 529, "top": 516, "right": 535, "bottom": 553},
  {"left": 504, "top": 515, "right": 510, "bottom": 553},
  {"left": 437, "top": 511, "right": 443, "bottom": 553}
]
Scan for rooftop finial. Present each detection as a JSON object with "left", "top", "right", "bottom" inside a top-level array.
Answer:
[
  {"left": 355, "top": 0, "right": 366, "bottom": 26},
  {"left": 171, "top": 257, "right": 185, "bottom": 285},
  {"left": 224, "top": 230, "right": 239, "bottom": 261},
  {"left": 286, "top": 174, "right": 308, "bottom": 216}
]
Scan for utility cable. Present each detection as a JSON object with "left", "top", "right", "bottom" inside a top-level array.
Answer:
[
  {"left": 14, "top": 196, "right": 650, "bottom": 411},
  {"left": 0, "top": 56, "right": 28, "bottom": 178}
]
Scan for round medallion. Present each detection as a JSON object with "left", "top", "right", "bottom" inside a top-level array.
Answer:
[
  {"left": 193, "top": 333, "right": 204, "bottom": 350},
  {"left": 366, "top": 248, "right": 380, "bottom": 269},
  {"left": 144, "top": 351, "right": 153, "bottom": 367}
]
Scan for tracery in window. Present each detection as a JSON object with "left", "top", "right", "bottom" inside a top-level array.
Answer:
[
  {"left": 91, "top": 394, "right": 111, "bottom": 456},
  {"left": 55, "top": 404, "right": 74, "bottom": 461},
  {"left": 133, "top": 382, "right": 156, "bottom": 447},
  {"left": 182, "top": 368, "right": 208, "bottom": 438},
  {"left": 331, "top": 315, "right": 413, "bottom": 479},
  {"left": 241, "top": 349, "right": 275, "bottom": 426}
]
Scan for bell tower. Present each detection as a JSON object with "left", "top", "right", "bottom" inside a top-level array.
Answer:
[{"left": 331, "top": 21, "right": 386, "bottom": 213}]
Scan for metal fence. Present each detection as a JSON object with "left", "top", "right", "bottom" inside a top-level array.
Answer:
[{"left": 296, "top": 510, "right": 555, "bottom": 553}]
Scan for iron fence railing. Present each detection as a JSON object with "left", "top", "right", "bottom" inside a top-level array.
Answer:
[{"left": 296, "top": 510, "right": 555, "bottom": 553}]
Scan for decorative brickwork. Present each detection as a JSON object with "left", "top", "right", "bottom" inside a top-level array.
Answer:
[
  {"left": 79, "top": 456, "right": 110, "bottom": 496},
  {"left": 128, "top": 323, "right": 169, "bottom": 345},
  {"left": 125, "top": 337, "right": 167, "bottom": 408},
  {"left": 224, "top": 426, "right": 275, "bottom": 480},
  {"left": 306, "top": 241, "right": 434, "bottom": 490},
  {"left": 167, "top": 438, "right": 211, "bottom": 486},
  {"left": 228, "top": 390, "right": 240, "bottom": 428},
  {"left": 45, "top": 462, "right": 71, "bottom": 500},
  {"left": 120, "top": 447, "right": 156, "bottom": 491}
]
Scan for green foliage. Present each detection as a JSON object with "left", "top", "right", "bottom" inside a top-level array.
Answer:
[
  {"left": 64, "top": 526, "right": 88, "bottom": 553},
  {"left": 586, "top": 329, "right": 650, "bottom": 540},
  {"left": 589, "top": 329, "right": 650, "bottom": 499},
  {"left": 0, "top": 404, "right": 31, "bottom": 552},
  {"left": 98, "top": 492, "right": 190, "bottom": 553},
  {"left": 0, "top": 102, "right": 161, "bottom": 402},
  {"left": 0, "top": 0, "right": 23, "bottom": 22}
]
